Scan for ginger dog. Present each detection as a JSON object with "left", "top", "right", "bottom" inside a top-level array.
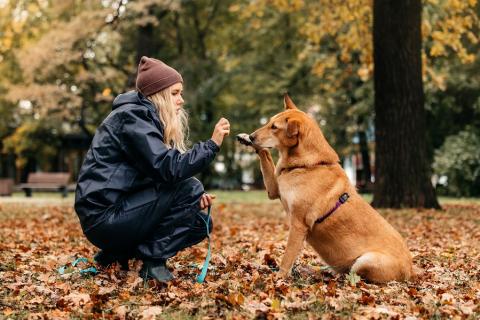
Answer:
[{"left": 237, "top": 94, "right": 416, "bottom": 283}]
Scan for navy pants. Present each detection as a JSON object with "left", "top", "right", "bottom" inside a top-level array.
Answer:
[{"left": 84, "top": 177, "right": 212, "bottom": 261}]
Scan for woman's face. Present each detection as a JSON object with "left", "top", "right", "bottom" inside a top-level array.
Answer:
[{"left": 170, "top": 82, "right": 184, "bottom": 114}]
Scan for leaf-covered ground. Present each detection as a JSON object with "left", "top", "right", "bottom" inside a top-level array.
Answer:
[{"left": 0, "top": 198, "right": 479, "bottom": 319}]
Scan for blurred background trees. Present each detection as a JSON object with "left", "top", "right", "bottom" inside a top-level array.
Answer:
[{"left": 0, "top": 0, "right": 479, "bottom": 202}]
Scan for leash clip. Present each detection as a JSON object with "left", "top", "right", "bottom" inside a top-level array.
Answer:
[{"left": 339, "top": 193, "right": 349, "bottom": 204}]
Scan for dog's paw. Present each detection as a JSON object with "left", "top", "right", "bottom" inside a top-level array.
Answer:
[{"left": 236, "top": 133, "right": 253, "bottom": 146}]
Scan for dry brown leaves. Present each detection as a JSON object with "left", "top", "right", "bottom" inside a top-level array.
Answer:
[{"left": 0, "top": 200, "right": 479, "bottom": 319}]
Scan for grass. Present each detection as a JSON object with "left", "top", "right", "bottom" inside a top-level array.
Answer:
[
  {"left": 207, "top": 189, "right": 270, "bottom": 203},
  {"left": 437, "top": 196, "right": 480, "bottom": 205},
  {"left": 9, "top": 191, "right": 75, "bottom": 199},
  {"left": 2, "top": 190, "right": 480, "bottom": 206},
  {"left": 206, "top": 190, "right": 480, "bottom": 206}
]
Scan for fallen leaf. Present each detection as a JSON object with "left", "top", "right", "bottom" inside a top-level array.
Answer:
[
  {"left": 113, "top": 305, "right": 128, "bottom": 320},
  {"left": 64, "top": 292, "right": 91, "bottom": 307},
  {"left": 139, "top": 306, "right": 163, "bottom": 319}
]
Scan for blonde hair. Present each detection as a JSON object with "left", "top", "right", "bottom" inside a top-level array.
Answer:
[{"left": 147, "top": 87, "right": 189, "bottom": 153}]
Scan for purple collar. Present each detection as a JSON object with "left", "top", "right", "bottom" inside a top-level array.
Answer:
[{"left": 315, "top": 193, "right": 350, "bottom": 224}]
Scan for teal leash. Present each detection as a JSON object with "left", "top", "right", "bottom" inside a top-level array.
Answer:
[
  {"left": 196, "top": 206, "right": 211, "bottom": 283},
  {"left": 58, "top": 257, "right": 98, "bottom": 275}
]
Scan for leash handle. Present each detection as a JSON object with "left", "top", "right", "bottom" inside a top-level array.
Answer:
[{"left": 196, "top": 206, "right": 211, "bottom": 283}]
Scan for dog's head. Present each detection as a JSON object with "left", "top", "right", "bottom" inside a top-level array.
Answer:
[{"left": 249, "top": 94, "right": 339, "bottom": 164}]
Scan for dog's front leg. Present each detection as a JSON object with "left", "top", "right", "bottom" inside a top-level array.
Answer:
[
  {"left": 257, "top": 149, "right": 280, "bottom": 200},
  {"left": 278, "top": 218, "right": 308, "bottom": 277}
]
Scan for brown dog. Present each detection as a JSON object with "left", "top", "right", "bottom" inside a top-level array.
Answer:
[{"left": 238, "top": 94, "right": 416, "bottom": 283}]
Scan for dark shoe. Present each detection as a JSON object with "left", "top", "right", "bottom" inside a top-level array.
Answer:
[
  {"left": 94, "top": 250, "right": 129, "bottom": 270},
  {"left": 140, "top": 259, "right": 174, "bottom": 282}
]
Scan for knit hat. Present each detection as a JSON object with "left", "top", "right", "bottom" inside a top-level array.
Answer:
[{"left": 135, "top": 56, "right": 183, "bottom": 97}]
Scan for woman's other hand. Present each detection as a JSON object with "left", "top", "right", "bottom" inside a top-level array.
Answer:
[
  {"left": 200, "top": 193, "right": 216, "bottom": 210},
  {"left": 211, "top": 118, "right": 230, "bottom": 147}
]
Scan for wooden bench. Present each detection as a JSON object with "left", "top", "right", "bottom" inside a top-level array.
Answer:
[
  {"left": 19, "top": 172, "right": 71, "bottom": 198},
  {"left": 0, "top": 178, "right": 14, "bottom": 196}
]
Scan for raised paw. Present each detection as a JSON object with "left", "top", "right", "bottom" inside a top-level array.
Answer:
[{"left": 236, "top": 133, "right": 253, "bottom": 146}]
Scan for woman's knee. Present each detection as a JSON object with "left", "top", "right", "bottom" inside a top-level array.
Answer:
[
  {"left": 173, "top": 177, "right": 205, "bottom": 206},
  {"left": 186, "top": 214, "right": 212, "bottom": 247},
  {"left": 185, "top": 177, "right": 204, "bottom": 194}
]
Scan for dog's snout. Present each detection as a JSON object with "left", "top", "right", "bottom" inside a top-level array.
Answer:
[{"left": 249, "top": 134, "right": 256, "bottom": 142}]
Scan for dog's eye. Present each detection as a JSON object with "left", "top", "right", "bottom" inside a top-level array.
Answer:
[{"left": 271, "top": 124, "right": 277, "bottom": 130}]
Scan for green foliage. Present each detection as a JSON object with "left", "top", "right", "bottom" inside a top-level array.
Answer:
[
  {"left": 433, "top": 126, "right": 480, "bottom": 197},
  {"left": 0, "top": 99, "right": 16, "bottom": 139},
  {"left": 2, "top": 120, "right": 62, "bottom": 170},
  {"left": 428, "top": 51, "right": 480, "bottom": 119}
]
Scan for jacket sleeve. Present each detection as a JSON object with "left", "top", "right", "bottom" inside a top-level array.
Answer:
[{"left": 120, "top": 108, "right": 219, "bottom": 184}]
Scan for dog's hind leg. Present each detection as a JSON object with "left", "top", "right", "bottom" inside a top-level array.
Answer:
[{"left": 350, "top": 252, "right": 409, "bottom": 283}]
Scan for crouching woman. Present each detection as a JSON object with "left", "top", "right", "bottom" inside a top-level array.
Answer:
[{"left": 74, "top": 56, "right": 230, "bottom": 282}]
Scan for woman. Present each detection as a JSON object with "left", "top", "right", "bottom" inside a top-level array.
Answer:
[{"left": 74, "top": 56, "right": 230, "bottom": 282}]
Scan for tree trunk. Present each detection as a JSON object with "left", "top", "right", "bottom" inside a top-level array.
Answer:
[
  {"left": 125, "top": 7, "right": 169, "bottom": 88},
  {"left": 372, "top": 0, "right": 440, "bottom": 208},
  {"left": 357, "top": 126, "right": 372, "bottom": 192},
  {"left": 125, "top": 23, "right": 155, "bottom": 89}
]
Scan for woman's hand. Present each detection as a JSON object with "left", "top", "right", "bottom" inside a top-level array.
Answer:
[
  {"left": 211, "top": 118, "right": 230, "bottom": 147},
  {"left": 200, "top": 193, "right": 216, "bottom": 210}
]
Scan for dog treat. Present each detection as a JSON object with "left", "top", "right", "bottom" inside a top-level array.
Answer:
[{"left": 236, "top": 133, "right": 253, "bottom": 146}]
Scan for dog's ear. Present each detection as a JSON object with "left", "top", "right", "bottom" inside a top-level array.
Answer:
[
  {"left": 284, "top": 93, "right": 298, "bottom": 110},
  {"left": 286, "top": 118, "right": 300, "bottom": 138}
]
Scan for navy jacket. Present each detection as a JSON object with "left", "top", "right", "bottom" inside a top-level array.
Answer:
[{"left": 74, "top": 91, "right": 219, "bottom": 232}]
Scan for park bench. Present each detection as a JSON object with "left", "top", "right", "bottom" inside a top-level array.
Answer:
[
  {"left": 0, "top": 178, "right": 14, "bottom": 196},
  {"left": 19, "top": 172, "right": 71, "bottom": 198}
]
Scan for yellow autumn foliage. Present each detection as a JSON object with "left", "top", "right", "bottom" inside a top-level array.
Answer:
[
  {"left": 2, "top": 123, "right": 58, "bottom": 170},
  {"left": 240, "top": 0, "right": 478, "bottom": 91}
]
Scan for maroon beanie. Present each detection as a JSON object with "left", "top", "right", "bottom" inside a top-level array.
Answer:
[{"left": 135, "top": 56, "right": 183, "bottom": 97}]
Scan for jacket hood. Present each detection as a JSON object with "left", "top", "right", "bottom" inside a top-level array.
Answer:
[{"left": 112, "top": 91, "right": 156, "bottom": 112}]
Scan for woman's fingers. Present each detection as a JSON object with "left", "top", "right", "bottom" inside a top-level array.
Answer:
[
  {"left": 220, "top": 124, "right": 230, "bottom": 135},
  {"left": 211, "top": 118, "right": 231, "bottom": 147},
  {"left": 219, "top": 118, "right": 229, "bottom": 125},
  {"left": 204, "top": 194, "right": 212, "bottom": 207},
  {"left": 199, "top": 193, "right": 216, "bottom": 209},
  {"left": 207, "top": 194, "right": 214, "bottom": 206},
  {"left": 219, "top": 119, "right": 230, "bottom": 135},
  {"left": 200, "top": 194, "right": 208, "bottom": 209}
]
